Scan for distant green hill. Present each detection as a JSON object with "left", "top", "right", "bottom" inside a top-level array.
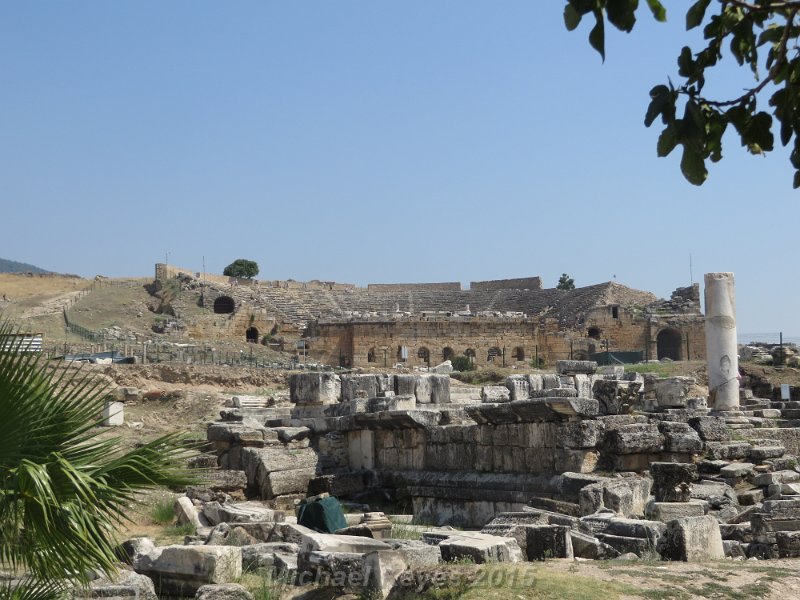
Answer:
[{"left": 0, "top": 257, "right": 50, "bottom": 274}]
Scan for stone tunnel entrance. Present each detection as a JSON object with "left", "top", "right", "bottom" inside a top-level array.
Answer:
[
  {"left": 246, "top": 326, "right": 259, "bottom": 343},
  {"left": 213, "top": 296, "right": 235, "bottom": 314},
  {"left": 657, "top": 328, "right": 683, "bottom": 361}
]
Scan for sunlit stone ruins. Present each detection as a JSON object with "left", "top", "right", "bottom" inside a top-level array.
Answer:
[{"left": 105, "top": 272, "right": 800, "bottom": 598}]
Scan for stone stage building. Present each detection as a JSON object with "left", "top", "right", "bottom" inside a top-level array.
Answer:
[{"left": 155, "top": 265, "right": 705, "bottom": 368}]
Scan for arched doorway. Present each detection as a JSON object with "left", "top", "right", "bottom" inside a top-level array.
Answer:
[
  {"left": 587, "top": 327, "right": 601, "bottom": 340},
  {"left": 487, "top": 347, "right": 501, "bottom": 362},
  {"left": 214, "top": 296, "right": 235, "bottom": 314},
  {"left": 657, "top": 328, "right": 683, "bottom": 360},
  {"left": 442, "top": 347, "right": 454, "bottom": 361},
  {"left": 512, "top": 346, "right": 525, "bottom": 361},
  {"left": 367, "top": 347, "right": 376, "bottom": 363},
  {"left": 245, "top": 326, "right": 259, "bottom": 343}
]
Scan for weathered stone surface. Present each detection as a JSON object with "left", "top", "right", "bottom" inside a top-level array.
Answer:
[
  {"left": 719, "top": 462, "right": 755, "bottom": 480},
  {"left": 384, "top": 539, "right": 441, "bottom": 568},
  {"left": 363, "top": 550, "right": 408, "bottom": 599},
  {"left": 207, "top": 423, "right": 271, "bottom": 446},
  {"left": 438, "top": 533, "right": 523, "bottom": 563},
  {"left": 654, "top": 377, "right": 696, "bottom": 408},
  {"left": 289, "top": 372, "right": 341, "bottom": 405},
  {"left": 751, "top": 499, "right": 800, "bottom": 543},
  {"left": 300, "top": 533, "right": 392, "bottom": 554},
  {"left": 341, "top": 374, "right": 380, "bottom": 401},
  {"left": 650, "top": 462, "right": 698, "bottom": 503},
  {"left": 134, "top": 545, "right": 242, "bottom": 596},
  {"left": 73, "top": 570, "right": 157, "bottom": 600},
  {"left": 119, "top": 537, "right": 158, "bottom": 566},
  {"left": 691, "top": 480, "right": 738, "bottom": 505},
  {"left": 579, "top": 477, "right": 651, "bottom": 518},
  {"left": 195, "top": 583, "right": 254, "bottom": 600},
  {"left": 753, "top": 470, "right": 800, "bottom": 486},
  {"left": 174, "top": 496, "right": 203, "bottom": 529},
  {"left": 646, "top": 500, "right": 706, "bottom": 522},
  {"left": 737, "top": 489, "right": 764, "bottom": 506},
  {"left": 241, "top": 447, "right": 317, "bottom": 500},
  {"left": 592, "top": 379, "right": 641, "bottom": 416},
  {"left": 704, "top": 273, "right": 740, "bottom": 411},
  {"left": 241, "top": 542, "right": 299, "bottom": 572},
  {"left": 605, "top": 424, "right": 664, "bottom": 454},
  {"left": 776, "top": 531, "right": 800, "bottom": 558},
  {"left": 556, "top": 360, "right": 597, "bottom": 375},
  {"left": 704, "top": 442, "right": 751, "bottom": 460},
  {"left": 202, "top": 501, "right": 284, "bottom": 526},
  {"left": 523, "top": 525, "right": 574, "bottom": 561},
  {"left": 208, "top": 470, "right": 249, "bottom": 492},
  {"left": 560, "top": 420, "right": 605, "bottom": 449},
  {"left": 505, "top": 375, "right": 530, "bottom": 401},
  {"left": 605, "top": 517, "right": 666, "bottom": 541},
  {"left": 657, "top": 516, "right": 725, "bottom": 562},
  {"left": 569, "top": 530, "right": 620, "bottom": 559},
  {"left": 719, "top": 523, "right": 752, "bottom": 543},
  {"left": 481, "top": 386, "right": 511, "bottom": 403}
]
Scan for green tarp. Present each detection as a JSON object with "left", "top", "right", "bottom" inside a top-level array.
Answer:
[{"left": 296, "top": 495, "right": 348, "bottom": 533}]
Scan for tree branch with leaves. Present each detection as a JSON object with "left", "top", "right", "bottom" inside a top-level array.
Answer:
[{"left": 565, "top": 0, "right": 800, "bottom": 187}]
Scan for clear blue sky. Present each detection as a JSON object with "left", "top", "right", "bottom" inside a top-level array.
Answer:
[{"left": 1, "top": 2, "right": 797, "bottom": 337}]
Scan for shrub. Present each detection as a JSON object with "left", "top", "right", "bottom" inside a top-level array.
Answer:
[{"left": 451, "top": 355, "right": 474, "bottom": 372}]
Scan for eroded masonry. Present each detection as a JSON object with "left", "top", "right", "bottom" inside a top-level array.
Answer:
[
  {"left": 106, "top": 272, "right": 800, "bottom": 599},
  {"left": 156, "top": 263, "right": 706, "bottom": 368}
]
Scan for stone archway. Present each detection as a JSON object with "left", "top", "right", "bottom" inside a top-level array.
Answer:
[
  {"left": 657, "top": 328, "right": 683, "bottom": 360},
  {"left": 246, "top": 326, "right": 259, "bottom": 343},
  {"left": 214, "top": 296, "right": 235, "bottom": 314},
  {"left": 442, "top": 347, "right": 454, "bottom": 361}
]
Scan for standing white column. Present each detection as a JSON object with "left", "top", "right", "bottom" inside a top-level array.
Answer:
[{"left": 704, "top": 272, "right": 739, "bottom": 411}]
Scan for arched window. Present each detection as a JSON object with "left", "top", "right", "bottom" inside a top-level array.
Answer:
[
  {"left": 418, "top": 347, "right": 430, "bottom": 363},
  {"left": 213, "top": 296, "right": 235, "bottom": 314},
  {"left": 442, "top": 347, "right": 454, "bottom": 361},
  {"left": 487, "top": 347, "right": 501, "bottom": 362},
  {"left": 587, "top": 327, "right": 601, "bottom": 340},
  {"left": 245, "top": 326, "right": 259, "bottom": 343}
]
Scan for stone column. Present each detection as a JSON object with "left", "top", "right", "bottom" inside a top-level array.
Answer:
[{"left": 704, "top": 272, "right": 739, "bottom": 411}]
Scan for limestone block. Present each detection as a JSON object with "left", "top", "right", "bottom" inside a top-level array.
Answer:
[
  {"left": 595, "top": 533, "right": 653, "bottom": 556},
  {"left": 174, "top": 496, "right": 203, "bottom": 529},
  {"left": 605, "top": 517, "right": 666, "bottom": 541},
  {"left": 195, "top": 584, "right": 254, "bottom": 600},
  {"left": 341, "top": 374, "right": 380, "bottom": 401},
  {"left": 777, "top": 531, "right": 800, "bottom": 558},
  {"left": 438, "top": 533, "right": 523, "bottom": 563},
  {"left": 394, "top": 374, "right": 417, "bottom": 396},
  {"left": 201, "top": 502, "right": 284, "bottom": 526},
  {"left": 704, "top": 441, "right": 751, "bottom": 460},
  {"left": 579, "top": 478, "right": 651, "bottom": 518},
  {"left": 719, "top": 523, "right": 752, "bottom": 543},
  {"left": 102, "top": 401, "right": 124, "bottom": 427},
  {"left": 207, "top": 423, "right": 270, "bottom": 446},
  {"left": 572, "top": 374, "right": 592, "bottom": 399},
  {"left": 289, "top": 372, "right": 341, "bottom": 405},
  {"left": 592, "top": 379, "right": 641, "bottom": 415},
  {"left": 654, "top": 377, "right": 695, "bottom": 408},
  {"left": 650, "top": 462, "right": 698, "bottom": 503},
  {"left": 556, "top": 360, "right": 597, "bottom": 375},
  {"left": 569, "top": 530, "right": 620, "bottom": 560},
  {"left": 527, "top": 374, "right": 543, "bottom": 392},
  {"left": 605, "top": 424, "right": 664, "bottom": 454},
  {"left": 363, "top": 550, "right": 408, "bottom": 599},
  {"left": 523, "top": 524, "right": 574, "bottom": 560},
  {"left": 751, "top": 499, "right": 800, "bottom": 543},
  {"left": 687, "top": 415, "right": 731, "bottom": 441},
  {"left": 645, "top": 500, "right": 706, "bottom": 522},
  {"left": 719, "top": 462, "right": 755, "bottom": 480},
  {"left": 74, "top": 570, "right": 157, "bottom": 600},
  {"left": 427, "top": 374, "right": 450, "bottom": 404},
  {"left": 657, "top": 515, "right": 725, "bottom": 561},
  {"left": 240, "top": 447, "right": 318, "bottom": 500},
  {"left": 134, "top": 545, "right": 242, "bottom": 596},
  {"left": 559, "top": 420, "right": 605, "bottom": 449},
  {"left": 300, "top": 533, "right": 392, "bottom": 554},
  {"left": 481, "top": 385, "right": 511, "bottom": 403},
  {"left": 241, "top": 542, "right": 299, "bottom": 572},
  {"left": 505, "top": 375, "right": 530, "bottom": 401},
  {"left": 753, "top": 470, "right": 800, "bottom": 486},
  {"left": 541, "top": 374, "right": 561, "bottom": 389},
  {"left": 554, "top": 449, "right": 599, "bottom": 474}
]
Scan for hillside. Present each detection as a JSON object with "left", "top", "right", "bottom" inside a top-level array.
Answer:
[{"left": 0, "top": 257, "right": 50, "bottom": 273}]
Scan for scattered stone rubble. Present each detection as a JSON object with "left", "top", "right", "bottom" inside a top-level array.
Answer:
[{"left": 99, "top": 351, "right": 800, "bottom": 598}]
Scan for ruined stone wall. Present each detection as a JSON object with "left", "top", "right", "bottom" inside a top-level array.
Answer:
[
  {"left": 367, "top": 282, "right": 462, "bottom": 292},
  {"left": 470, "top": 277, "right": 543, "bottom": 291}
]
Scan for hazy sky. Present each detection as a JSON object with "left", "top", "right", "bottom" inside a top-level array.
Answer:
[{"left": 2, "top": 2, "right": 797, "bottom": 337}]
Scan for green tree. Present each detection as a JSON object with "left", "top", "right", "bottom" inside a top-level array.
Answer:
[
  {"left": 557, "top": 273, "right": 576, "bottom": 290},
  {"left": 451, "top": 355, "right": 475, "bottom": 372},
  {"left": 223, "top": 259, "right": 259, "bottom": 279},
  {"left": 0, "top": 320, "right": 195, "bottom": 598},
  {"left": 564, "top": 0, "right": 800, "bottom": 187}
]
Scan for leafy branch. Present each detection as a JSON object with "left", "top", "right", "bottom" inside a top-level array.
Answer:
[{"left": 565, "top": 0, "right": 800, "bottom": 187}]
